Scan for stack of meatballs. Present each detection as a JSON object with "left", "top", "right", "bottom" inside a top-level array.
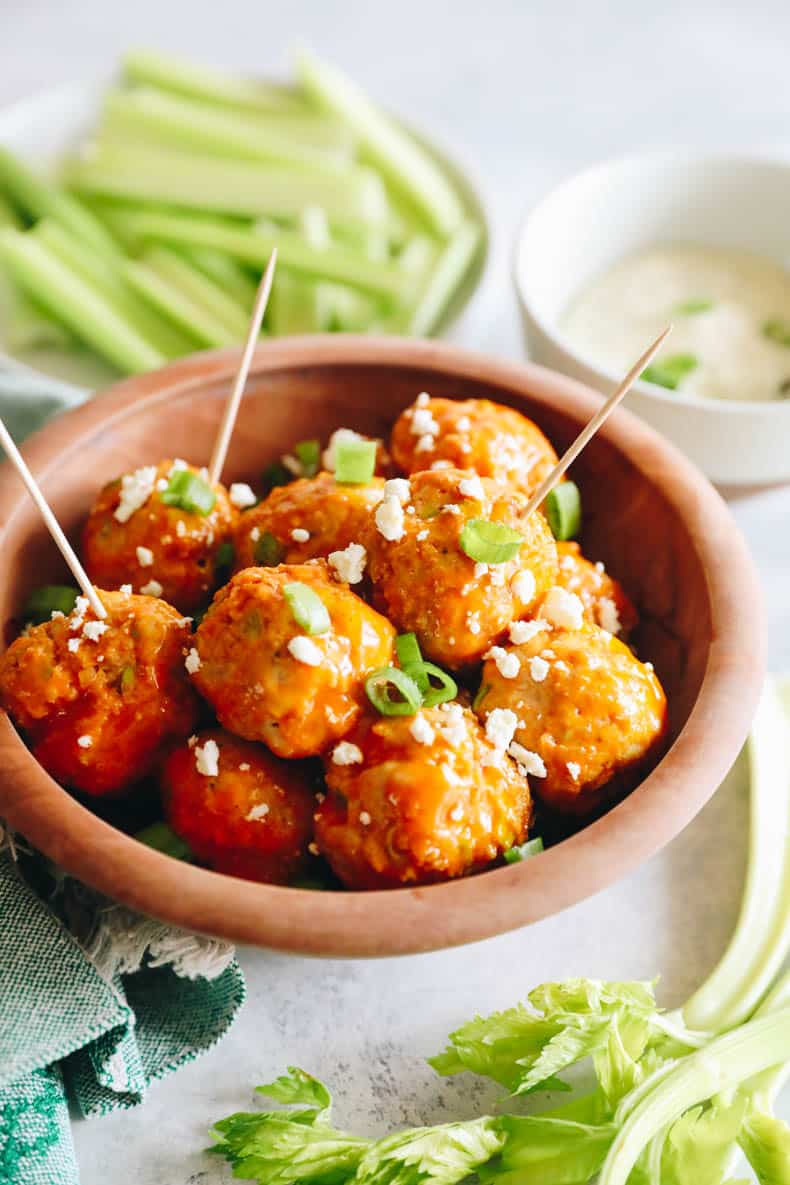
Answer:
[{"left": 0, "top": 393, "right": 666, "bottom": 890}]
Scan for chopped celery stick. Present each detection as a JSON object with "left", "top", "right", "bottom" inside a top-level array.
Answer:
[
  {"left": 296, "top": 49, "right": 466, "bottom": 237},
  {"left": 97, "top": 210, "right": 412, "bottom": 300},
  {"left": 63, "top": 143, "right": 391, "bottom": 232},
  {"left": 315, "top": 283, "right": 381, "bottom": 332},
  {"left": 34, "top": 218, "right": 195, "bottom": 357},
  {"left": 142, "top": 246, "right": 251, "bottom": 337},
  {"left": 0, "top": 228, "right": 165, "bottom": 374},
  {"left": 123, "top": 49, "right": 310, "bottom": 114},
  {"left": 398, "top": 234, "right": 439, "bottom": 277},
  {"left": 101, "top": 87, "right": 352, "bottom": 172},
  {"left": 0, "top": 146, "right": 119, "bottom": 259},
  {"left": 179, "top": 245, "right": 258, "bottom": 306},
  {"left": 300, "top": 204, "right": 332, "bottom": 249},
  {"left": 269, "top": 272, "right": 323, "bottom": 335},
  {"left": 0, "top": 193, "right": 23, "bottom": 228},
  {"left": 5, "top": 288, "right": 73, "bottom": 351},
  {"left": 124, "top": 258, "right": 240, "bottom": 348},
  {"left": 409, "top": 220, "right": 481, "bottom": 336}
]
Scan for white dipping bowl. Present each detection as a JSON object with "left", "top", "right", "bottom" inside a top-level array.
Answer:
[{"left": 514, "top": 152, "right": 790, "bottom": 486}]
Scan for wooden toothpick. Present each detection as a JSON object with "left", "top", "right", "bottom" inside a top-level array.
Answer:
[
  {"left": 208, "top": 248, "right": 278, "bottom": 485},
  {"left": 0, "top": 417, "right": 107, "bottom": 619},
  {"left": 522, "top": 325, "right": 673, "bottom": 517}
]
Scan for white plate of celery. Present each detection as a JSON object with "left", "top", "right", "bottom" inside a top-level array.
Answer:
[{"left": 0, "top": 49, "right": 487, "bottom": 390}]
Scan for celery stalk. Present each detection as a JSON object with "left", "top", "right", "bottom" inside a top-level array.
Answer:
[
  {"left": 408, "top": 220, "right": 482, "bottom": 336},
  {"left": 0, "top": 228, "right": 165, "bottom": 373},
  {"left": 0, "top": 146, "right": 119, "bottom": 258},
  {"left": 34, "top": 218, "right": 195, "bottom": 358},
  {"left": 63, "top": 142, "right": 391, "bottom": 231},
  {"left": 141, "top": 246, "right": 251, "bottom": 337},
  {"left": 296, "top": 48, "right": 466, "bottom": 237},
  {"left": 123, "top": 48, "right": 309, "bottom": 114},
  {"left": 0, "top": 193, "right": 24, "bottom": 228},
  {"left": 124, "top": 258, "right": 242, "bottom": 348},
  {"left": 268, "top": 273, "right": 323, "bottom": 335},
  {"left": 4, "top": 289, "right": 73, "bottom": 350},
  {"left": 178, "top": 245, "right": 259, "bottom": 306}
]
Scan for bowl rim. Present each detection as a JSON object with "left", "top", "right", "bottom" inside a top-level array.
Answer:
[
  {"left": 0, "top": 336, "right": 766, "bottom": 957},
  {"left": 513, "top": 148, "right": 790, "bottom": 417}
]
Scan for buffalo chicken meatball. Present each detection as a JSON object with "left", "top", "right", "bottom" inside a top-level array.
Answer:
[
  {"left": 390, "top": 393, "right": 558, "bottom": 498},
  {"left": 191, "top": 563, "right": 395, "bottom": 758},
  {"left": 315, "top": 703, "right": 533, "bottom": 889},
  {"left": 555, "top": 542, "right": 637, "bottom": 638},
  {"left": 363, "top": 467, "right": 557, "bottom": 668},
  {"left": 83, "top": 459, "right": 237, "bottom": 613},
  {"left": 475, "top": 619, "right": 667, "bottom": 814},
  {"left": 0, "top": 589, "right": 198, "bottom": 797},
  {"left": 233, "top": 472, "right": 385, "bottom": 577},
  {"left": 162, "top": 728, "right": 315, "bottom": 883}
]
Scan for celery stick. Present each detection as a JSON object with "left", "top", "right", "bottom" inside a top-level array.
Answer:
[
  {"left": 34, "top": 218, "right": 195, "bottom": 358},
  {"left": 0, "top": 193, "right": 24, "bottom": 228},
  {"left": 0, "top": 228, "right": 164, "bottom": 373},
  {"left": 101, "top": 87, "right": 351, "bottom": 172},
  {"left": 315, "top": 283, "right": 382, "bottom": 332},
  {"left": 123, "top": 49, "right": 309, "bottom": 115},
  {"left": 97, "top": 210, "right": 412, "bottom": 300},
  {"left": 398, "top": 234, "right": 439, "bottom": 277},
  {"left": 179, "top": 245, "right": 259, "bottom": 306},
  {"left": 296, "top": 49, "right": 466, "bottom": 237},
  {"left": 408, "top": 220, "right": 482, "bottom": 336},
  {"left": 268, "top": 273, "right": 323, "bottom": 335},
  {"left": 124, "top": 258, "right": 241, "bottom": 348},
  {"left": 63, "top": 143, "right": 391, "bottom": 232},
  {"left": 141, "top": 246, "right": 251, "bottom": 337},
  {"left": 0, "top": 146, "right": 119, "bottom": 258},
  {"left": 4, "top": 288, "right": 73, "bottom": 350}
]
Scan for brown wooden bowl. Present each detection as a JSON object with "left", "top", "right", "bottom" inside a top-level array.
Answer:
[{"left": 0, "top": 337, "right": 765, "bottom": 956}]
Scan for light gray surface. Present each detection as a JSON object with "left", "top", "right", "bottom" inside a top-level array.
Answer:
[{"left": 3, "top": 1, "right": 790, "bottom": 1179}]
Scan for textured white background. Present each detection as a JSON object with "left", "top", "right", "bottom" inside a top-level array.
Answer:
[{"left": 2, "top": 1, "right": 790, "bottom": 1180}]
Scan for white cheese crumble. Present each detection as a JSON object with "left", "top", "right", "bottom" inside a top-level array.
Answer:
[
  {"left": 474, "top": 562, "right": 489, "bottom": 580},
  {"left": 383, "top": 477, "right": 411, "bottom": 504},
  {"left": 567, "top": 761, "right": 581, "bottom": 781},
  {"left": 140, "top": 580, "right": 163, "bottom": 598},
  {"left": 230, "top": 482, "right": 257, "bottom": 509},
  {"left": 176, "top": 520, "right": 186, "bottom": 538},
  {"left": 542, "top": 587, "right": 584, "bottom": 630},
  {"left": 249, "top": 526, "right": 261, "bottom": 542},
  {"left": 328, "top": 542, "right": 367, "bottom": 585},
  {"left": 239, "top": 762, "right": 251, "bottom": 772},
  {"left": 67, "top": 638, "right": 81, "bottom": 653},
  {"left": 490, "top": 567, "right": 506, "bottom": 587},
  {"left": 509, "top": 619, "right": 546, "bottom": 645},
  {"left": 458, "top": 474, "right": 485, "bottom": 499},
  {"left": 246, "top": 802, "right": 271, "bottom": 821},
  {"left": 332, "top": 741, "right": 364, "bottom": 766},
  {"left": 529, "top": 656, "right": 550, "bottom": 683},
  {"left": 415, "top": 391, "right": 431, "bottom": 408},
  {"left": 291, "top": 527, "right": 311, "bottom": 543},
  {"left": 466, "top": 611, "right": 481, "bottom": 636},
  {"left": 185, "top": 648, "right": 201, "bottom": 674},
  {"left": 156, "top": 478, "right": 168, "bottom": 492},
  {"left": 410, "top": 407, "right": 439, "bottom": 437},
  {"left": 486, "top": 646, "right": 521, "bottom": 679},
  {"left": 114, "top": 466, "right": 158, "bottom": 523},
  {"left": 409, "top": 714, "right": 436, "bottom": 745},
  {"left": 456, "top": 415, "right": 472, "bottom": 431},
  {"left": 509, "top": 742, "right": 547, "bottom": 778},
  {"left": 119, "top": 584, "right": 132, "bottom": 596},
  {"left": 437, "top": 702, "right": 466, "bottom": 747},
  {"left": 485, "top": 708, "right": 518, "bottom": 752},
  {"left": 416, "top": 529, "right": 429, "bottom": 541},
  {"left": 598, "top": 596, "right": 622, "bottom": 635},
  {"left": 431, "top": 459, "right": 452, "bottom": 470},
  {"left": 414, "top": 434, "right": 435, "bottom": 453},
  {"left": 82, "top": 620, "right": 108, "bottom": 643},
  {"left": 136, "top": 546, "right": 154, "bottom": 568},
  {"left": 195, "top": 739, "right": 220, "bottom": 777},
  {"left": 287, "top": 635, "right": 323, "bottom": 666},
  {"left": 375, "top": 495, "right": 405, "bottom": 541},
  {"left": 359, "top": 811, "right": 372, "bottom": 825},
  {"left": 77, "top": 735, "right": 93, "bottom": 749},
  {"left": 511, "top": 569, "right": 537, "bottom": 604}
]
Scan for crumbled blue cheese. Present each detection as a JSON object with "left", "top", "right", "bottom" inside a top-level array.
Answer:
[
  {"left": 185, "top": 648, "right": 201, "bottom": 674},
  {"left": 383, "top": 477, "right": 411, "bottom": 504},
  {"left": 287, "top": 635, "right": 323, "bottom": 666},
  {"left": 437, "top": 702, "right": 466, "bottom": 747},
  {"left": 410, "top": 407, "right": 440, "bottom": 437},
  {"left": 359, "top": 811, "right": 372, "bottom": 825},
  {"left": 409, "top": 713, "right": 436, "bottom": 745},
  {"left": 375, "top": 495, "right": 405, "bottom": 541},
  {"left": 195, "top": 739, "right": 220, "bottom": 777},
  {"left": 415, "top": 392, "right": 431, "bottom": 408},
  {"left": 119, "top": 584, "right": 132, "bottom": 596},
  {"left": 466, "top": 611, "right": 481, "bottom": 635},
  {"left": 529, "top": 656, "right": 550, "bottom": 682},
  {"left": 230, "top": 482, "right": 257, "bottom": 509},
  {"left": 136, "top": 546, "right": 154, "bottom": 567},
  {"left": 414, "top": 434, "right": 436, "bottom": 453},
  {"left": 486, "top": 646, "right": 520, "bottom": 679},
  {"left": 509, "top": 619, "right": 546, "bottom": 644},
  {"left": 458, "top": 474, "right": 485, "bottom": 499},
  {"left": 328, "top": 542, "right": 367, "bottom": 584},
  {"left": 511, "top": 569, "right": 537, "bottom": 604},
  {"left": 598, "top": 596, "right": 621, "bottom": 635},
  {"left": 431, "top": 459, "right": 452, "bottom": 470},
  {"left": 82, "top": 620, "right": 108, "bottom": 643},
  {"left": 567, "top": 761, "right": 581, "bottom": 781},
  {"left": 332, "top": 741, "right": 364, "bottom": 765},
  {"left": 115, "top": 466, "right": 158, "bottom": 523},
  {"left": 509, "top": 742, "right": 547, "bottom": 778},
  {"left": 291, "top": 527, "right": 310, "bottom": 543},
  {"left": 77, "top": 734, "right": 93, "bottom": 749},
  {"left": 245, "top": 802, "right": 271, "bottom": 821},
  {"left": 140, "top": 579, "right": 163, "bottom": 598},
  {"left": 484, "top": 708, "right": 518, "bottom": 753},
  {"left": 542, "top": 587, "right": 584, "bottom": 630},
  {"left": 67, "top": 638, "right": 81, "bottom": 653},
  {"left": 456, "top": 415, "right": 472, "bottom": 432}
]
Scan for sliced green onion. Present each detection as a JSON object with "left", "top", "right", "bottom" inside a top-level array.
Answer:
[
  {"left": 365, "top": 666, "right": 423, "bottom": 717},
  {"left": 215, "top": 541, "right": 235, "bottom": 571},
  {"left": 134, "top": 821, "right": 193, "bottom": 861},
  {"left": 641, "top": 353, "right": 698, "bottom": 391},
  {"left": 23, "top": 584, "right": 79, "bottom": 624},
  {"left": 545, "top": 481, "right": 581, "bottom": 541},
  {"left": 160, "top": 469, "right": 216, "bottom": 515},
  {"left": 119, "top": 665, "right": 136, "bottom": 695},
  {"left": 395, "top": 632, "right": 422, "bottom": 669},
  {"left": 459, "top": 518, "right": 523, "bottom": 564},
  {"left": 472, "top": 683, "right": 490, "bottom": 713},
  {"left": 262, "top": 459, "right": 294, "bottom": 492},
  {"left": 504, "top": 836, "right": 544, "bottom": 864},
  {"left": 254, "top": 531, "right": 284, "bottom": 566},
  {"left": 335, "top": 439, "right": 377, "bottom": 484},
  {"left": 763, "top": 319, "right": 790, "bottom": 347},
  {"left": 283, "top": 582, "right": 331, "bottom": 635},
  {"left": 405, "top": 661, "right": 457, "bottom": 708},
  {"left": 294, "top": 439, "right": 321, "bottom": 478},
  {"left": 673, "top": 298, "right": 713, "bottom": 315}
]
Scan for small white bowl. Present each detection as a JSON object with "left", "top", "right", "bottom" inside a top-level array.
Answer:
[{"left": 514, "top": 152, "right": 790, "bottom": 486}]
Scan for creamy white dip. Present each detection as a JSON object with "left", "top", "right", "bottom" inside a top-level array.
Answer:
[{"left": 560, "top": 245, "right": 790, "bottom": 402}]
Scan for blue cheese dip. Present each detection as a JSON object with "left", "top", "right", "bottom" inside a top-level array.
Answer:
[{"left": 560, "top": 245, "right": 790, "bottom": 402}]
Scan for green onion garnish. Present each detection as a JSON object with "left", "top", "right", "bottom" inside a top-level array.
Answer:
[
  {"left": 119, "top": 665, "right": 136, "bottom": 695},
  {"left": 504, "top": 836, "right": 544, "bottom": 864},
  {"left": 365, "top": 666, "right": 423, "bottom": 716},
  {"left": 283, "top": 582, "right": 330, "bottom": 635},
  {"left": 641, "top": 353, "right": 698, "bottom": 391},
  {"left": 406, "top": 661, "right": 457, "bottom": 708},
  {"left": 23, "top": 584, "right": 79, "bottom": 624},
  {"left": 262, "top": 459, "right": 293, "bottom": 492},
  {"left": 294, "top": 439, "right": 321, "bottom": 477},
  {"left": 161, "top": 469, "right": 216, "bottom": 515},
  {"left": 472, "top": 683, "right": 490, "bottom": 713},
  {"left": 395, "top": 632, "right": 422, "bottom": 670},
  {"left": 254, "top": 531, "right": 284, "bottom": 566},
  {"left": 763, "top": 320, "right": 790, "bottom": 347},
  {"left": 134, "top": 821, "right": 193, "bottom": 861},
  {"left": 545, "top": 481, "right": 581, "bottom": 541},
  {"left": 459, "top": 519, "right": 523, "bottom": 564},
  {"left": 335, "top": 439, "right": 377, "bottom": 485},
  {"left": 215, "top": 540, "right": 235, "bottom": 572},
  {"left": 674, "top": 298, "right": 713, "bottom": 315}
]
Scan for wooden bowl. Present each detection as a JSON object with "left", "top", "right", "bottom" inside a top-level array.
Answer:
[{"left": 0, "top": 338, "right": 765, "bottom": 956}]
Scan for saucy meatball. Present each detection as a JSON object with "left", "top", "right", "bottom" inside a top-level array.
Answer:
[
  {"left": 475, "top": 619, "right": 667, "bottom": 814},
  {"left": 390, "top": 393, "right": 558, "bottom": 497},
  {"left": 82, "top": 459, "right": 237, "bottom": 614},
  {"left": 363, "top": 467, "right": 557, "bottom": 669},
  {"left": 162, "top": 728, "right": 315, "bottom": 883},
  {"left": 0, "top": 589, "right": 199, "bottom": 797},
  {"left": 233, "top": 472, "right": 384, "bottom": 575},
  {"left": 315, "top": 703, "right": 533, "bottom": 889},
  {"left": 192, "top": 563, "right": 395, "bottom": 758},
  {"left": 555, "top": 542, "right": 637, "bottom": 638}
]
